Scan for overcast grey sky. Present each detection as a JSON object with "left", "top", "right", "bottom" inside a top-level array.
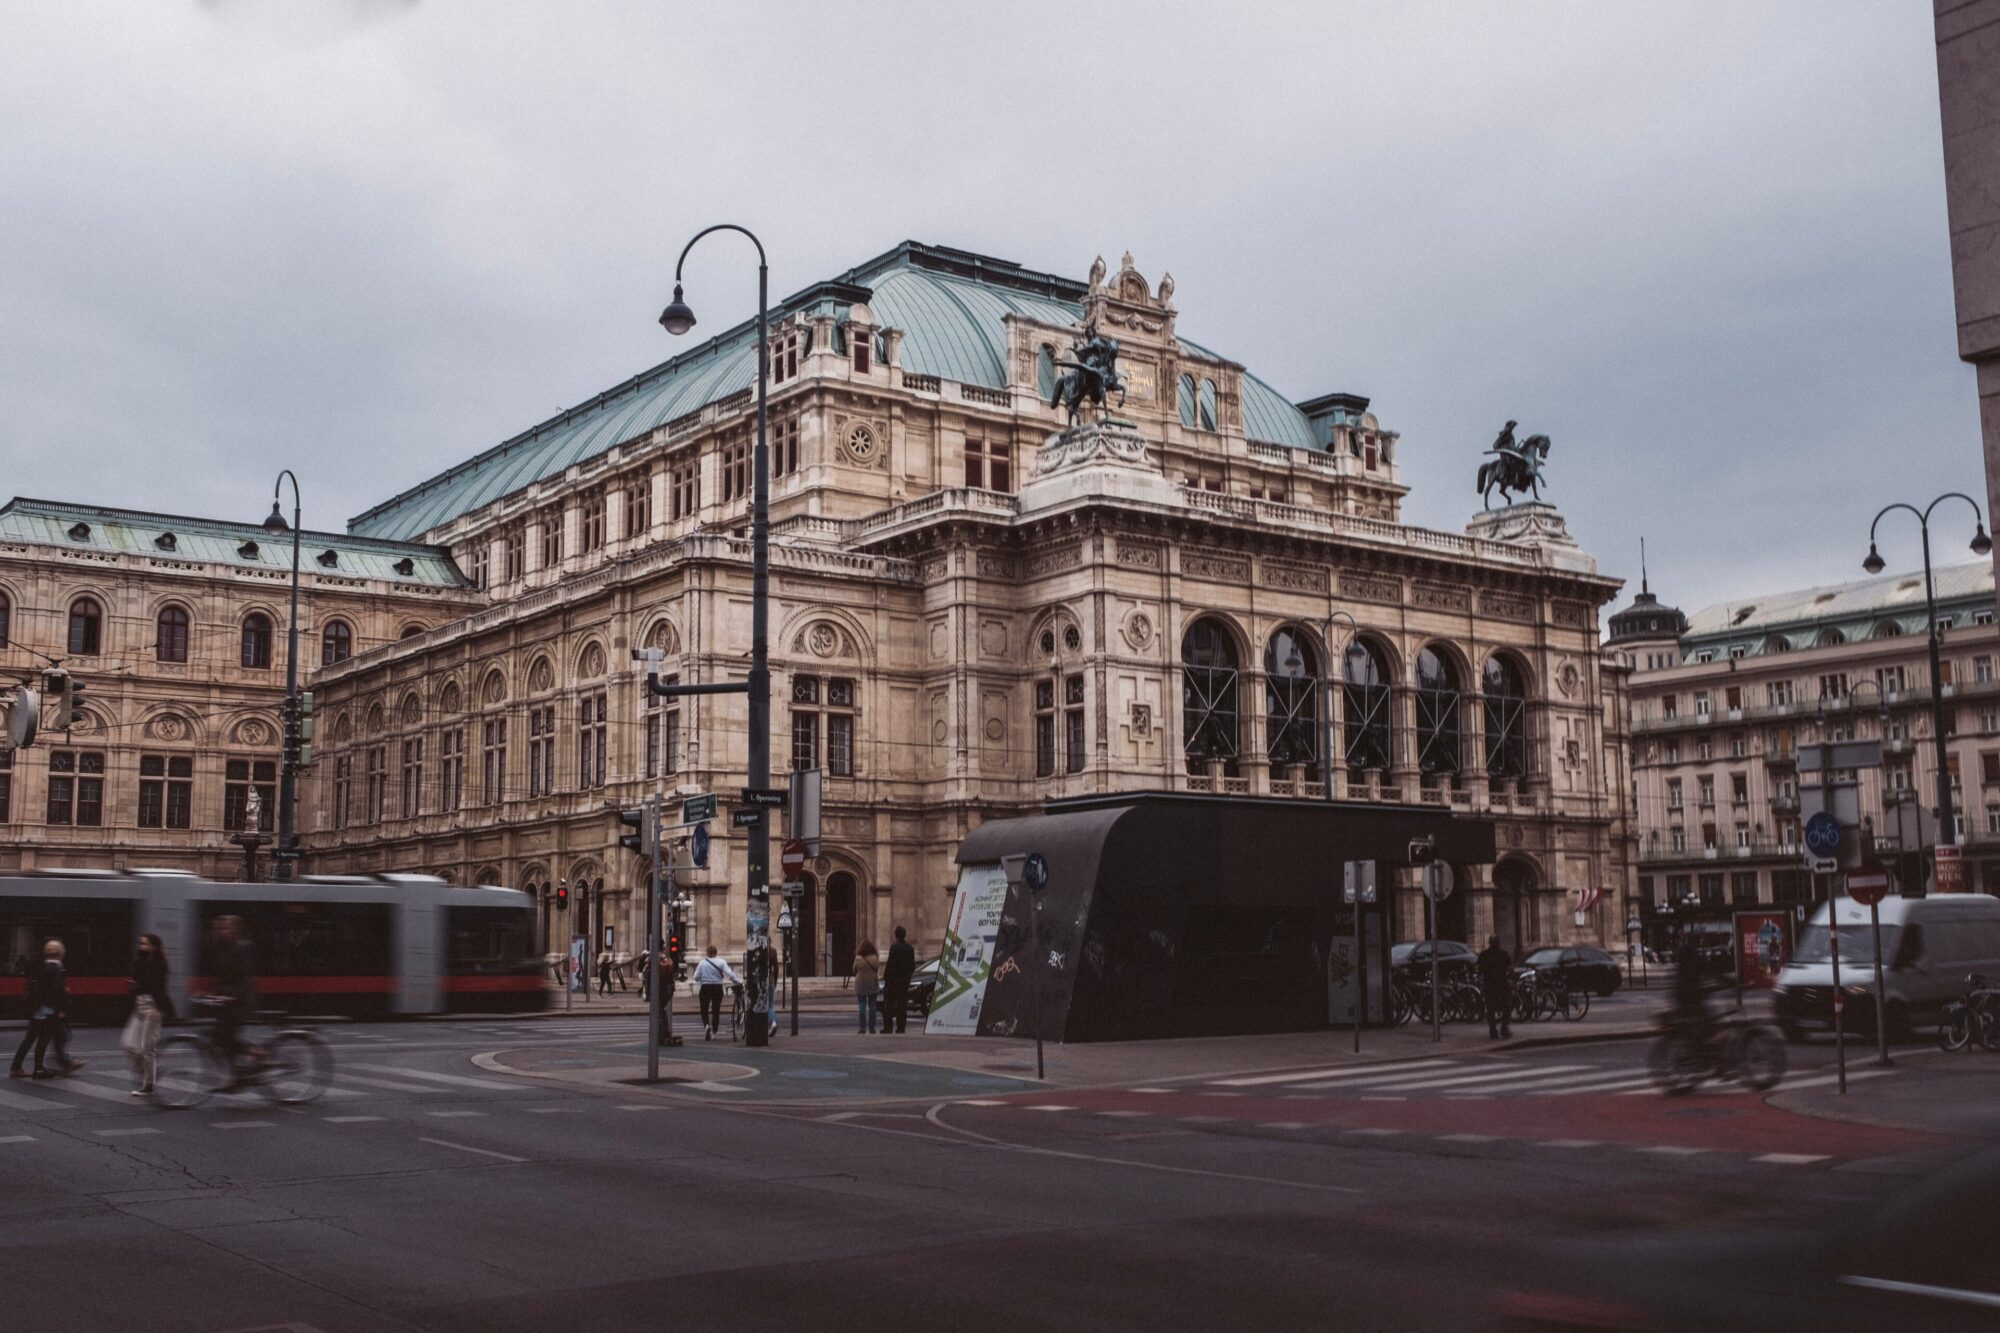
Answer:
[{"left": 0, "top": 1, "right": 1978, "bottom": 615}]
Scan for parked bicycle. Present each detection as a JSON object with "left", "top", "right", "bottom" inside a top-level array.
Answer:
[
  {"left": 1520, "top": 970, "right": 1590, "bottom": 1022},
  {"left": 1938, "top": 973, "right": 2000, "bottom": 1053},
  {"left": 1647, "top": 1015, "right": 1785, "bottom": 1095},
  {"left": 150, "top": 1000, "right": 333, "bottom": 1109}
]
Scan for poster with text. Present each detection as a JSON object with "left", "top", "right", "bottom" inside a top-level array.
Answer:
[
  {"left": 926, "top": 862, "right": 1009, "bottom": 1035},
  {"left": 1734, "top": 910, "right": 1791, "bottom": 989}
]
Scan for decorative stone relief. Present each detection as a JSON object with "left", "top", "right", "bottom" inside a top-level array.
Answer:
[
  {"left": 984, "top": 717, "right": 1005, "bottom": 741},
  {"left": 1116, "top": 540, "right": 1163, "bottom": 570},
  {"left": 579, "top": 642, "right": 606, "bottom": 678},
  {"left": 1481, "top": 592, "right": 1535, "bottom": 622},
  {"left": 919, "top": 557, "right": 946, "bottom": 582},
  {"left": 145, "top": 713, "right": 190, "bottom": 742},
  {"left": 646, "top": 620, "right": 680, "bottom": 655},
  {"left": 839, "top": 420, "right": 881, "bottom": 466},
  {"left": 1130, "top": 702, "right": 1153, "bottom": 737},
  {"left": 976, "top": 553, "right": 1016, "bottom": 579},
  {"left": 528, "top": 658, "right": 555, "bottom": 693},
  {"left": 1341, "top": 573, "right": 1401, "bottom": 605},
  {"left": 1025, "top": 545, "right": 1082, "bottom": 578},
  {"left": 1552, "top": 601, "right": 1592, "bottom": 629},
  {"left": 794, "top": 621, "right": 857, "bottom": 659},
  {"left": 1121, "top": 610, "right": 1155, "bottom": 651},
  {"left": 1183, "top": 549, "right": 1250, "bottom": 583},
  {"left": 978, "top": 620, "right": 1009, "bottom": 657},
  {"left": 1413, "top": 583, "right": 1471, "bottom": 612},
  {"left": 1556, "top": 659, "right": 1583, "bottom": 698},
  {"left": 1032, "top": 420, "right": 1152, "bottom": 476},
  {"left": 1262, "top": 561, "right": 1328, "bottom": 594},
  {"left": 928, "top": 620, "right": 949, "bottom": 660},
  {"left": 233, "top": 718, "right": 273, "bottom": 747}
]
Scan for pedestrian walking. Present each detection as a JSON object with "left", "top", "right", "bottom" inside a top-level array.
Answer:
[
  {"left": 853, "top": 940, "right": 881, "bottom": 1034},
  {"left": 691, "top": 946, "right": 742, "bottom": 1040},
  {"left": 1476, "top": 934, "right": 1514, "bottom": 1039},
  {"left": 636, "top": 948, "right": 653, "bottom": 1002},
  {"left": 596, "top": 949, "right": 613, "bottom": 997},
  {"left": 881, "top": 925, "right": 917, "bottom": 1035},
  {"left": 9, "top": 939, "right": 85, "bottom": 1079},
  {"left": 122, "top": 933, "right": 174, "bottom": 1097}
]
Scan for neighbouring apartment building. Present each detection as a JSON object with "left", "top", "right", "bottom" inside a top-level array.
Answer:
[
  {"left": 301, "top": 242, "right": 1635, "bottom": 969},
  {"left": 0, "top": 499, "right": 472, "bottom": 879},
  {"left": 1616, "top": 558, "right": 2000, "bottom": 927}
]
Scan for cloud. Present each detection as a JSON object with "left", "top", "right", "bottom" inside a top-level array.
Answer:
[{"left": 0, "top": 1, "right": 1973, "bottom": 610}]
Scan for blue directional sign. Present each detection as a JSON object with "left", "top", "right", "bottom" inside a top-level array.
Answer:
[
  {"left": 1023, "top": 852, "right": 1049, "bottom": 893},
  {"left": 1804, "top": 812, "right": 1842, "bottom": 857},
  {"left": 690, "top": 822, "right": 711, "bottom": 869}
]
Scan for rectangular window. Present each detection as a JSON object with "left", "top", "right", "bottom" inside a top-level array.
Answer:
[
  {"left": 1979, "top": 656, "right": 1996, "bottom": 684},
  {"left": 771, "top": 328, "right": 801, "bottom": 383},
  {"left": 1698, "top": 873, "right": 1725, "bottom": 905},
  {"left": 1669, "top": 827, "right": 1687, "bottom": 853},
  {"left": 1729, "top": 732, "right": 1746, "bottom": 758},
  {"left": 577, "top": 691, "right": 607, "bottom": 790},
  {"left": 401, "top": 737, "right": 423, "bottom": 818},
  {"left": 1694, "top": 691, "right": 1710, "bottom": 717},
  {"left": 624, "top": 472, "right": 652, "bottom": 538},
  {"left": 361, "top": 751, "right": 383, "bottom": 826},
  {"left": 670, "top": 455, "right": 700, "bottom": 520},
  {"left": 1662, "top": 696, "right": 1679, "bottom": 720},
  {"left": 468, "top": 540, "right": 490, "bottom": 589},
  {"left": 1666, "top": 873, "right": 1691, "bottom": 901},
  {"left": 1876, "top": 664, "right": 1906, "bottom": 694},
  {"left": 1065, "top": 673, "right": 1086, "bottom": 774},
  {"left": 1767, "top": 680, "right": 1794, "bottom": 707},
  {"left": 46, "top": 749, "right": 105, "bottom": 827},
  {"left": 137, "top": 754, "right": 194, "bottom": 830},
  {"left": 539, "top": 508, "right": 563, "bottom": 568},
  {"left": 1817, "top": 673, "right": 1848, "bottom": 702},
  {"left": 851, "top": 327, "right": 870, "bottom": 373},
  {"left": 1696, "top": 740, "right": 1711, "bottom": 761},
  {"left": 579, "top": 490, "right": 606, "bottom": 552},
  {"left": 788, "top": 675, "right": 855, "bottom": 775},
  {"left": 1698, "top": 776, "right": 1715, "bottom": 806},
  {"left": 1735, "top": 821, "right": 1751, "bottom": 849},
  {"left": 1725, "top": 686, "right": 1742, "bottom": 711},
  {"left": 791, "top": 710, "right": 818, "bottom": 772},
  {"left": 1731, "top": 871, "right": 1759, "bottom": 905},
  {"left": 1940, "top": 658, "right": 1956, "bottom": 685},
  {"left": 503, "top": 527, "right": 525, "bottom": 581},
  {"left": 721, "top": 437, "right": 749, "bottom": 504},
  {"left": 1035, "top": 679, "right": 1056, "bottom": 778},
  {"left": 224, "top": 757, "right": 277, "bottom": 832},
  {"left": 482, "top": 718, "right": 507, "bottom": 805},
  {"left": 1731, "top": 772, "right": 1748, "bottom": 804},
  {"left": 965, "top": 437, "right": 1013, "bottom": 492},
  {"left": 1666, "top": 778, "right": 1683, "bottom": 809},
  {"left": 827, "top": 712, "right": 853, "bottom": 778},
  {"left": 772, "top": 414, "right": 801, "bottom": 479},
  {"left": 440, "top": 728, "right": 462, "bottom": 814},
  {"left": 332, "top": 755, "right": 351, "bottom": 830},
  {"left": 528, "top": 706, "right": 556, "bottom": 796}
]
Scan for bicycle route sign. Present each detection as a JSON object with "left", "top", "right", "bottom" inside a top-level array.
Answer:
[{"left": 1804, "top": 812, "right": 1841, "bottom": 858}]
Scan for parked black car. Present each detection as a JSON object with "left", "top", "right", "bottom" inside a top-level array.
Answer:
[
  {"left": 906, "top": 956, "right": 940, "bottom": 1018},
  {"left": 1390, "top": 940, "right": 1479, "bottom": 982},
  {"left": 1516, "top": 945, "right": 1623, "bottom": 997}
]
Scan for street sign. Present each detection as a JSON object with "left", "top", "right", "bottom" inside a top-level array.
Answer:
[
  {"left": 1810, "top": 855, "right": 1840, "bottom": 875},
  {"left": 780, "top": 840, "right": 807, "bottom": 880},
  {"left": 740, "top": 787, "right": 787, "bottom": 808},
  {"left": 1023, "top": 852, "right": 1050, "bottom": 893},
  {"left": 1936, "top": 843, "right": 1965, "bottom": 893},
  {"left": 689, "top": 822, "right": 710, "bottom": 869},
  {"left": 1804, "top": 812, "right": 1842, "bottom": 858},
  {"left": 1846, "top": 870, "right": 1891, "bottom": 906},
  {"left": 681, "top": 793, "right": 718, "bottom": 824},
  {"left": 1422, "top": 862, "right": 1454, "bottom": 902},
  {"left": 731, "top": 808, "right": 764, "bottom": 829}
]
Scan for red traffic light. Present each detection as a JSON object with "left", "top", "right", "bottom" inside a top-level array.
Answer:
[{"left": 555, "top": 883, "right": 570, "bottom": 910}]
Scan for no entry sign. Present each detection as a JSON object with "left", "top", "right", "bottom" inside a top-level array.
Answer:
[
  {"left": 780, "top": 839, "right": 807, "bottom": 880},
  {"left": 1845, "top": 870, "right": 1890, "bottom": 907}
]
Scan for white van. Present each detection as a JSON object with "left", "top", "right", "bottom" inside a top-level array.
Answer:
[{"left": 1772, "top": 894, "right": 2000, "bottom": 1039}]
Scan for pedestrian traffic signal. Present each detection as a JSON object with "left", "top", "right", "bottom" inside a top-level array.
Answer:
[
  {"left": 555, "top": 882, "right": 570, "bottom": 911},
  {"left": 295, "top": 691, "right": 316, "bottom": 766},
  {"left": 1408, "top": 837, "right": 1437, "bottom": 867},
  {"left": 616, "top": 807, "right": 650, "bottom": 857}
]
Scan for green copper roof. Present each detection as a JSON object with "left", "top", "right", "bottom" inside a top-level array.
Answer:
[
  {"left": 0, "top": 498, "right": 464, "bottom": 587},
  {"left": 349, "top": 241, "right": 1326, "bottom": 541}
]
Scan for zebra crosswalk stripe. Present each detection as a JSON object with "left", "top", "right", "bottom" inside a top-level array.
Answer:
[{"left": 1212, "top": 1059, "right": 1456, "bottom": 1088}]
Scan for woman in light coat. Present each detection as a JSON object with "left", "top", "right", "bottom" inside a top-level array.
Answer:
[{"left": 124, "top": 934, "right": 173, "bottom": 1096}]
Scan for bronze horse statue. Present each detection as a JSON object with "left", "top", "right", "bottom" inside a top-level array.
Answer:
[
  {"left": 1049, "top": 330, "right": 1127, "bottom": 427},
  {"left": 1477, "top": 433, "right": 1551, "bottom": 508}
]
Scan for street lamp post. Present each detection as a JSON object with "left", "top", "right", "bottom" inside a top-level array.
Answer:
[
  {"left": 261, "top": 471, "right": 304, "bottom": 882},
  {"left": 1314, "top": 611, "right": 1362, "bottom": 1051},
  {"left": 659, "top": 224, "right": 776, "bottom": 1044},
  {"left": 1863, "top": 494, "right": 1992, "bottom": 870},
  {"left": 1818, "top": 679, "right": 1893, "bottom": 1073}
]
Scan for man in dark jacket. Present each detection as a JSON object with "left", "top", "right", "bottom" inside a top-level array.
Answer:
[
  {"left": 881, "top": 926, "right": 917, "bottom": 1034},
  {"left": 208, "top": 915, "right": 261, "bottom": 1090},
  {"left": 1476, "top": 934, "right": 1514, "bottom": 1039},
  {"left": 9, "top": 940, "right": 83, "bottom": 1079}
]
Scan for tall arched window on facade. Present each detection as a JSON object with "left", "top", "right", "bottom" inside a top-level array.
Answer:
[
  {"left": 1415, "top": 646, "right": 1462, "bottom": 781},
  {"left": 241, "top": 613, "right": 273, "bottom": 669},
  {"left": 0, "top": 589, "right": 11, "bottom": 648},
  {"left": 155, "top": 605, "right": 190, "bottom": 663},
  {"left": 1181, "top": 619, "right": 1240, "bottom": 775},
  {"left": 1176, "top": 374, "right": 1197, "bottom": 428},
  {"left": 321, "top": 619, "right": 352, "bottom": 666},
  {"left": 1265, "top": 626, "right": 1320, "bottom": 779},
  {"left": 68, "top": 597, "right": 102, "bottom": 656},
  {"left": 1197, "top": 377, "right": 1218, "bottom": 431},
  {"left": 1482, "top": 654, "right": 1527, "bottom": 785},
  {"left": 1343, "top": 639, "right": 1392, "bottom": 775}
]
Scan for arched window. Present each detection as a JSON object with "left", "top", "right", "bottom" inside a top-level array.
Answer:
[
  {"left": 1036, "top": 344, "right": 1057, "bottom": 401},
  {"left": 321, "top": 620, "right": 352, "bottom": 666},
  {"left": 1197, "top": 378, "right": 1218, "bottom": 431},
  {"left": 1482, "top": 654, "right": 1527, "bottom": 782},
  {"left": 67, "top": 597, "right": 102, "bottom": 655},
  {"left": 1872, "top": 621, "right": 1902, "bottom": 640},
  {"left": 240, "top": 613, "right": 273, "bottom": 669},
  {"left": 1765, "top": 636, "right": 1791, "bottom": 655},
  {"left": 400, "top": 624, "right": 425, "bottom": 640},
  {"left": 1816, "top": 628, "right": 1845, "bottom": 647},
  {"left": 1415, "top": 646, "right": 1462, "bottom": 779},
  {"left": 1176, "top": 374, "right": 1197, "bottom": 428},
  {"left": 1343, "top": 639, "right": 1392, "bottom": 774},
  {"left": 155, "top": 606, "right": 190, "bottom": 663},
  {"left": 0, "top": 589, "right": 10, "bottom": 648},
  {"left": 1265, "top": 626, "right": 1320, "bottom": 777},
  {"left": 1181, "top": 619, "right": 1240, "bottom": 774}
]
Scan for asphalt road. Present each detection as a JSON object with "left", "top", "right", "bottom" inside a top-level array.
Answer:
[{"left": 1, "top": 1019, "right": 1989, "bottom": 1332}]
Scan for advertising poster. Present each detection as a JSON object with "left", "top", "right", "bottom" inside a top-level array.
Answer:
[
  {"left": 926, "top": 862, "right": 1010, "bottom": 1035},
  {"left": 569, "top": 935, "right": 588, "bottom": 992},
  {"left": 1734, "top": 910, "right": 1791, "bottom": 990}
]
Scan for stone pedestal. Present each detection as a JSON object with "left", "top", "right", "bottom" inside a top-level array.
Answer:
[
  {"left": 1017, "top": 418, "right": 1181, "bottom": 515},
  {"left": 1465, "top": 502, "right": 1597, "bottom": 574}
]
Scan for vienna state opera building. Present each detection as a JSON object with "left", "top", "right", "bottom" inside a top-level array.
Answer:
[{"left": 0, "top": 242, "right": 1637, "bottom": 972}]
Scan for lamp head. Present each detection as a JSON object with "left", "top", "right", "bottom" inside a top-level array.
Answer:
[
  {"left": 1861, "top": 543, "right": 1885, "bottom": 575},
  {"left": 658, "top": 284, "right": 697, "bottom": 336},
  {"left": 1973, "top": 524, "right": 1993, "bottom": 557},
  {"left": 262, "top": 501, "right": 289, "bottom": 534}
]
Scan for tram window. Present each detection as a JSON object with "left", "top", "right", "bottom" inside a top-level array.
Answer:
[
  {"left": 196, "top": 900, "right": 392, "bottom": 977},
  {"left": 446, "top": 906, "right": 535, "bottom": 975},
  {"left": 0, "top": 896, "right": 134, "bottom": 979}
]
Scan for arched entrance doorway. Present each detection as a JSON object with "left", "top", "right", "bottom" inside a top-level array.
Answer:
[
  {"left": 795, "top": 871, "right": 820, "bottom": 977},
  {"left": 826, "top": 872, "right": 858, "bottom": 978},
  {"left": 1493, "top": 858, "right": 1537, "bottom": 955}
]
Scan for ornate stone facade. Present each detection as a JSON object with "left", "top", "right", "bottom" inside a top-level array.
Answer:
[{"left": 288, "top": 242, "right": 1633, "bottom": 966}]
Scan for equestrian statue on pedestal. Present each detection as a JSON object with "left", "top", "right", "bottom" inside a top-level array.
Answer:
[
  {"left": 1049, "top": 327, "right": 1128, "bottom": 427},
  {"left": 1476, "top": 420, "right": 1553, "bottom": 509}
]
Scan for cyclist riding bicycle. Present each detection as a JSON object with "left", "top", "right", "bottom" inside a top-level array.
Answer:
[
  {"left": 205, "top": 915, "right": 267, "bottom": 1092},
  {"left": 1666, "top": 935, "right": 1718, "bottom": 1048}
]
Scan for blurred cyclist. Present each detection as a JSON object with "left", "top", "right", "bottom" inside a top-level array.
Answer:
[
  {"left": 207, "top": 915, "right": 265, "bottom": 1091},
  {"left": 1667, "top": 934, "right": 1716, "bottom": 1046}
]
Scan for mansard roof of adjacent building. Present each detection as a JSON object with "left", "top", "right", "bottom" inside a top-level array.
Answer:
[
  {"left": 347, "top": 240, "right": 1326, "bottom": 542},
  {"left": 0, "top": 497, "right": 465, "bottom": 588},
  {"left": 1605, "top": 588, "right": 1688, "bottom": 645},
  {"left": 1681, "top": 559, "right": 1995, "bottom": 653}
]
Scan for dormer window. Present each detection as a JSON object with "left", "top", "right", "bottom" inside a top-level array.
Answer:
[
  {"left": 392, "top": 557, "right": 415, "bottom": 576},
  {"left": 67, "top": 522, "right": 90, "bottom": 542},
  {"left": 316, "top": 549, "right": 339, "bottom": 568},
  {"left": 237, "top": 540, "right": 259, "bottom": 559},
  {"left": 771, "top": 327, "right": 802, "bottom": 384},
  {"left": 153, "top": 532, "right": 176, "bottom": 551},
  {"left": 852, "top": 328, "right": 871, "bottom": 374}
]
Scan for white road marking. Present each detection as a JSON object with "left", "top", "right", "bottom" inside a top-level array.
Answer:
[
  {"left": 616, "top": 1104, "right": 673, "bottom": 1112},
  {"left": 523, "top": 1107, "right": 584, "bottom": 1115},
  {"left": 1774, "top": 1070, "right": 1893, "bottom": 1093},
  {"left": 1257, "top": 1122, "right": 1310, "bottom": 1130},
  {"left": 1096, "top": 1110, "right": 1151, "bottom": 1118},
  {"left": 1639, "top": 1145, "right": 1709, "bottom": 1156},
  {"left": 212, "top": 1121, "right": 276, "bottom": 1130},
  {"left": 0, "top": 1134, "right": 36, "bottom": 1144},
  {"left": 1129, "top": 1088, "right": 1172, "bottom": 1094},
  {"left": 1213, "top": 1059, "right": 1455, "bottom": 1088},
  {"left": 323, "top": 1116, "right": 384, "bottom": 1124},
  {"left": 425, "top": 1111, "right": 485, "bottom": 1119},
  {"left": 1536, "top": 1139, "right": 1602, "bottom": 1149},
  {"left": 417, "top": 1137, "right": 527, "bottom": 1163},
  {"left": 331, "top": 1073, "right": 452, "bottom": 1095},
  {"left": 1024, "top": 1105, "right": 1075, "bottom": 1112},
  {"left": 1529, "top": 1075, "right": 1660, "bottom": 1097},
  {"left": 1358, "top": 1096, "right": 1408, "bottom": 1102},
  {"left": 1178, "top": 1115, "right": 1229, "bottom": 1123},
  {"left": 1756, "top": 1153, "right": 1831, "bottom": 1165},
  {"left": 31, "top": 1076, "right": 141, "bottom": 1106},
  {"left": 959, "top": 1099, "right": 1006, "bottom": 1107},
  {"left": 1344, "top": 1127, "right": 1401, "bottom": 1136},
  {"left": 0, "top": 1086, "right": 64, "bottom": 1111},
  {"left": 1439, "top": 1133, "right": 1501, "bottom": 1143},
  {"left": 1311, "top": 1064, "right": 1593, "bottom": 1094},
  {"left": 347, "top": 1064, "right": 527, "bottom": 1091}
]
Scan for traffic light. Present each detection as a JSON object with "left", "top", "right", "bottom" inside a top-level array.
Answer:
[
  {"left": 667, "top": 913, "right": 684, "bottom": 968},
  {"left": 1408, "top": 837, "right": 1437, "bottom": 867},
  {"left": 295, "top": 691, "right": 316, "bottom": 767},
  {"left": 616, "top": 807, "right": 650, "bottom": 858},
  {"left": 65, "top": 678, "right": 85, "bottom": 730},
  {"left": 41, "top": 669, "right": 69, "bottom": 729},
  {"left": 554, "top": 881, "right": 569, "bottom": 911}
]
